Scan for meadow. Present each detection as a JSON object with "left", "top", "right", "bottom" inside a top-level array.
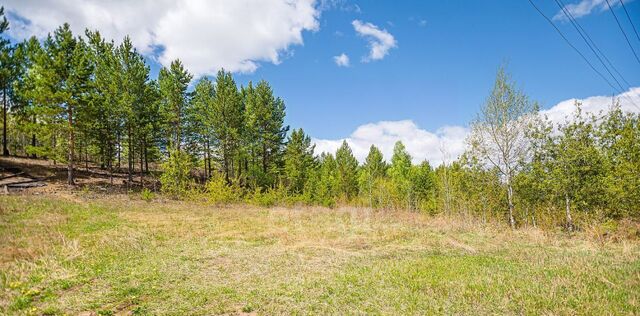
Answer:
[{"left": 1, "top": 193, "right": 638, "bottom": 315}]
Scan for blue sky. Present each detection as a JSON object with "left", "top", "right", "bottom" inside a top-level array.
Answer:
[
  {"left": 234, "top": 0, "right": 640, "bottom": 139},
  {"left": 4, "top": 0, "right": 640, "bottom": 163}
]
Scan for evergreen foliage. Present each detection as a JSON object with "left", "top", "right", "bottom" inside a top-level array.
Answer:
[{"left": 1, "top": 21, "right": 638, "bottom": 230}]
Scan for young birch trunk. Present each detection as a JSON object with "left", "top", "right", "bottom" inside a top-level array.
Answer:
[
  {"left": 507, "top": 179, "right": 516, "bottom": 229},
  {"left": 565, "top": 192, "right": 573, "bottom": 232}
]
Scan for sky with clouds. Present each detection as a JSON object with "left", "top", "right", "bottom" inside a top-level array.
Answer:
[{"left": 3, "top": 0, "right": 640, "bottom": 164}]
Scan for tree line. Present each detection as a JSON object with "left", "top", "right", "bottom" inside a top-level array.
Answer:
[{"left": 1, "top": 14, "right": 638, "bottom": 229}]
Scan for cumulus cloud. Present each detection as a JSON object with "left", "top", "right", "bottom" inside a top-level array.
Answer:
[
  {"left": 333, "top": 53, "right": 350, "bottom": 67},
  {"left": 3, "top": 0, "right": 320, "bottom": 76},
  {"left": 541, "top": 87, "right": 640, "bottom": 123},
  {"left": 552, "top": 0, "right": 623, "bottom": 21},
  {"left": 352, "top": 20, "right": 396, "bottom": 62},
  {"left": 313, "top": 120, "right": 469, "bottom": 166},
  {"left": 312, "top": 87, "right": 640, "bottom": 166}
]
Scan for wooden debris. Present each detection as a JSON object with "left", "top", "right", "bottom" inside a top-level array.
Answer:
[{"left": 0, "top": 172, "right": 25, "bottom": 181}]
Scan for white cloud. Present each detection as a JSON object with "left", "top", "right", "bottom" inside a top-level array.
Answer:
[
  {"left": 352, "top": 20, "right": 396, "bottom": 62},
  {"left": 312, "top": 87, "right": 640, "bottom": 166},
  {"left": 313, "top": 120, "right": 469, "bottom": 166},
  {"left": 4, "top": 0, "right": 320, "bottom": 77},
  {"left": 552, "top": 0, "right": 623, "bottom": 21},
  {"left": 333, "top": 53, "right": 350, "bottom": 67},
  {"left": 541, "top": 87, "right": 640, "bottom": 124}
]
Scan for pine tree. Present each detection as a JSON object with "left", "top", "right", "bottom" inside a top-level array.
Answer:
[
  {"left": 85, "top": 30, "right": 121, "bottom": 177},
  {"left": 315, "top": 152, "right": 339, "bottom": 206},
  {"left": 190, "top": 77, "right": 216, "bottom": 178},
  {"left": 8, "top": 37, "right": 41, "bottom": 158},
  {"left": 245, "top": 80, "right": 288, "bottom": 188},
  {"left": 1, "top": 7, "right": 13, "bottom": 156},
  {"left": 117, "top": 37, "right": 151, "bottom": 182},
  {"left": 335, "top": 140, "right": 359, "bottom": 200},
  {"left": 358, "top": 145, "right": 387, "bottom": 207},
  {"left": 211, "top": 69, "right": 243, "bottom": 183},
  {"left": 159, "top": 59, "right": 192, "bottom": 153},
  {"left": 388, "top": 141, "right": 413, "bottom": 209},
  {"left": 30, "top": 24, "right": 93, "bottom": 184},
  {"left": 283, "top": 128, "right": 315, "bottom": 193},
  {"left": 411, "top": 160, "right": 436, "bottom": 212}
]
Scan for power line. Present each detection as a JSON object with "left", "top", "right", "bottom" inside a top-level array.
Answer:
[
  {"left": 554, "top": 0, "right": 626, "bottom": 91},
  {"left": 555, "top": 0, "right": 640, "bottom": 110},
  {"left": 605, "top": 0, "right": 640, "bottom": 65},
  {"left": 527, "top": 0, "right": 621, "bottom": 93},
  {"left": 557, "top": 0, "right": 632, "bottom": 88},
  {"left": 528, "top": 0, "right": 639, "bottom": 111},
  {"left": 619, "top": 0, "right": 640, "bottom": 43}
]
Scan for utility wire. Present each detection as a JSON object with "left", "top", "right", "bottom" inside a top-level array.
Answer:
[
  {"left": 528, "top": 0, "right": 639, "bottom": 111},
  {"left": 527, "top": 0, "right": 620, "bottom": 93},
  {"left": 619, "top": 0, "right": 640, "bottom": 43},
  {"left": 555, "top": 0, "right": 626, "bottom": 91},
  {"left": 605, "top": 0, "right": 640, "bottom": 65},
  {"left": 556, "top": 0, "right": 640, "bottom": 110}
]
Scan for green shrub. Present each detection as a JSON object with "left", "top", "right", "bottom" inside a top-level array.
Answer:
[
  {"left": 140, "top": 188, "right": 155, "bottom": 202},
  {"left": 206, "top": 172, "right": 241, "bottom": 204},
  {"left": 160, "top": 150, "right": 194, "bottom": 198},
  {"left": 247, "top": 184, "right": 287, "bottom": 207}
]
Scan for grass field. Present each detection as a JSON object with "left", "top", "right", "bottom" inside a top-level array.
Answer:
[{"left": 1, "top": 194, "right": 639, "bottom": 315}]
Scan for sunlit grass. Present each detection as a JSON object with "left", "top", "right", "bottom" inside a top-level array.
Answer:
[{"left": 1, "top": 194, "right": 638, "bottom": 315}]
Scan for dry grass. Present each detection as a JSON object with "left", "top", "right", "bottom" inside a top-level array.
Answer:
[{"left": 0, "top": 193, "right": 639, "bottom": 315}]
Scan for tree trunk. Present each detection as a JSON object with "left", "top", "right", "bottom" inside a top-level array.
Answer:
[
  {"left": 52, "top": 134, "right": 57, "bottom": 165},
  {"left": 140, "top": 138, "right": 144, "bottom": 186},
  {"left": 207, "top": 140, "right": 212, "bottom": 179},
  {"left": 262, "top": 142, "right": 268, "bottom": 174},
  {"left": 67, "top": 106, "right": 75, "bottom": 185},
  {"left": 205, "top": 139, "right": 211, "bottom": 179},
  {"left": 507, "top": 180, "right": 515, "bottom": 229},
  {"left": 117, "top": 131, "right": 121, "bottom": 170},
  {"left": 31, "top": 115, "right": 37, "bottom": 159},
  {"left": 100, "top": 146, "right": 105, "bottom": 169},
  {"left": 565, "top": 192, "right": 573, "bottom": 232},
  {"left": 144, "top": 138, "right": 149, "bottom": 173},
  {"left": 2, "top": 88, "right": 9, "bottom": 156},
  {"left": 531, "top": 206, "right": 537, "bottom": 228},
  {"left": 85, "top": 142, "right": 89, "bottom": 171},
  {"left": 127, "top": 126, "right": 133, "bottom": 183},
  {"left": 108, "top": 141, "right": 113, "bottom": 185},
  {"left": 176, "top": 110, "right": 181, "bottom": 151},
  {"left": 223, "top": 145, "right": 230, "bottom": 184},
  {"left": 203, "top": 142, "right": 208, "bottom": 180}
]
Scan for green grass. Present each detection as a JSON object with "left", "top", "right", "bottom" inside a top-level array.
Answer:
[{"left": 1, "top": 194, "right": 638, "bottom": 315}]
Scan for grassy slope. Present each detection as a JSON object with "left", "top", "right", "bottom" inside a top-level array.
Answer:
[{"left": 0, "top": 194, "right": 638, "bottom": 315}]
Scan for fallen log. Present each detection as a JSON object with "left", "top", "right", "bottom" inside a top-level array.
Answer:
[
  {"left": 6, "top": 182, "right": 46, "bottom": 188},
  {"left": 2, "top": 177, "right": 49, "bottom": 186},
  {"left": 0, "top": 172, "right": 25, "bottom": 181}
]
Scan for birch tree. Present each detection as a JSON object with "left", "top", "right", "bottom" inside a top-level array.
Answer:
[{"left": 468, "top": 67, "right": 536, "bottom": 228}]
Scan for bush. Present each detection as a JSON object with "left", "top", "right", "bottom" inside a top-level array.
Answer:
[
  {"left": 140, "top": 188, "right": 155, "bottom": 202},
  {"left": 247, "top": 185, "right": 287, "bottom": 207},
  {"left": 160, "top": 150, "right": 194, "bottom": 198},
  {"left": 206, "top": 172, "right": 241, "bottom": 204}
]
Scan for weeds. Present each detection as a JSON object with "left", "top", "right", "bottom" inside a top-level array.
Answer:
[{"left": 0, "top": 194, "right": 638, "bottom": 315}]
